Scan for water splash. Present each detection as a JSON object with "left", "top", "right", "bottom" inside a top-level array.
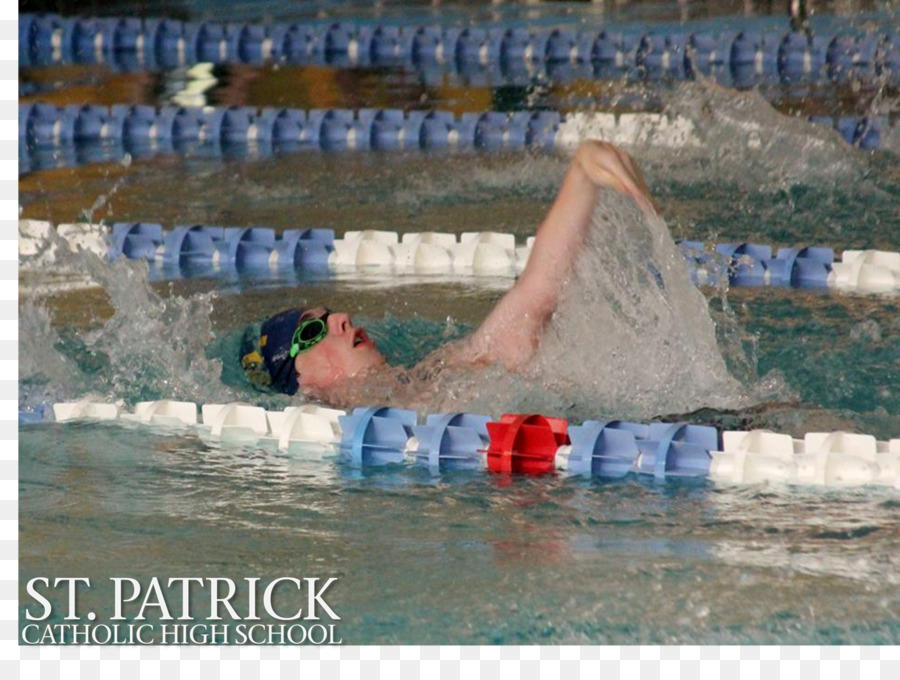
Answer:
[
  {"left": 652, "top": 80, "right": 864, "bottom": 188},
  {"left": 81, "top": 153, "right": 132, "bottom": 224},
  {"left": 18, "top": 300, "right": 80, "bottom": 407},
  {"left": 321, "top": 189, "right": 776, "bottom": 421},
  {"left": 531, "top": 189, "right": 756, "bottom": 420},
  {"left": 19, "top": 226, "right": 242, "bottom": 411}
]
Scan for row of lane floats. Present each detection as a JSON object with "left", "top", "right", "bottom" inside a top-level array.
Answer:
[
  {"left": 20, "top": 13, "right": 900, "bottom": 89},
  {"left": 20, "top": 220, "right": 900, "bottom": 295},
  {"left": 30, "top": 399, "right": 900, "bottom": 489},
  {"left": 19, "top": 104, "right": 892, "bottom": 163}
]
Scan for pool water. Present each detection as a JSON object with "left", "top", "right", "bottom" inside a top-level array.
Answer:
[
  {"left": 19, "top": 422, "right": 900, "bottom": 644},
  {"left": 18, "top": 1, "right": 900, "bottom": 645}
]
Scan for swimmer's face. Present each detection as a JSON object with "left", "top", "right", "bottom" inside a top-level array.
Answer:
[{"left": 293, "top": 307, "right": 386, "bottom": 393}]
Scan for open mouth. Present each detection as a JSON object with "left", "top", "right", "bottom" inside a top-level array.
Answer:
[{"left": 353, "top": 328, "right": 368, "bottom": 348}]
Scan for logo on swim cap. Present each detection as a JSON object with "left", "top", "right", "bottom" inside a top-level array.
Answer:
[{"left": 259, "top": 308, "right": 305, "bottom": 395}]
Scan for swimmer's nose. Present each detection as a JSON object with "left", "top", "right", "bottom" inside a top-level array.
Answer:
[{"left": 328, "top": 312, "right": 352, "bottom": 335}]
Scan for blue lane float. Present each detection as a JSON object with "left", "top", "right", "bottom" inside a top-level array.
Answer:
[
  {"left": 110, "top": 222, "right": 164, "bottom": 261},
  {"left": 338, "top": 407, "right": 417, "bottom": 467},
  {"left": 19, "top": 219, "right": 900, "bottom": 295},
  {"left": 208, "top": 227, "right": 275, "bottom": 270},
  {"left": 714, "top": 243, "right": 772, "bottom": 287},
  {"left": 634, "top": 423, "right": 718, "bottom": 480},
  {"left": 678, "top": 241, "right": 836, "bottom": 289},
  {"left": 273, "top": 229, "right": 334, "bottom": 271},
  {"left": 765, "top": 247, "right": 835, "bottom": 288},
  {"left": 18, "top": 405, "right": 46, "bottom": 426},
  {"left": 564, "top": 421, "right": 642, "bottom": 478},
  {"left": 159, "top": 225, "right": 220, "bottom": 269},
  {"left": 30, "top": 398, "right": 900, "bottom": 488},
  {"left": 20, "top": 13, "right": 900, "bottom": 92},
  {"left": 564, "top": 420, "right": 716, "bottom": 479},
  {"left": 18, "top": 103, "right": 895, "bottom": 177},
  {"left": 411, "top": 412, "right": 491, "bottom": 472},
  {"left": 18, "top": 104, "right": 571, "bottom": 158}
]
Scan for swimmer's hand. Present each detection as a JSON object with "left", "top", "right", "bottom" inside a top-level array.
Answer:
[{"left": 575, "top": 140, "right": 657, "bottom": 217}]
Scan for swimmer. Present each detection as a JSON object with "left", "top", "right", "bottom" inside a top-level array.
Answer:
[{"left": 241, "top": 140, "right": 657, "bottom": 407}]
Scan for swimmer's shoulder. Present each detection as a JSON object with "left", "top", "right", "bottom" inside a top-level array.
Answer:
[{"left": 411, "top": 337, "right": 490, "bottom": 381}]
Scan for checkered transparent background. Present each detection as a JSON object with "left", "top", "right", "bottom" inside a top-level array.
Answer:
[{"left": 5, "top": 4, "right": 900, "bottom": 676}]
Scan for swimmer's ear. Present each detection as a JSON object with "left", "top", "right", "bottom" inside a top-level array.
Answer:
[{"left": 293, "top": 356, "right": 306, "bottom": 393}]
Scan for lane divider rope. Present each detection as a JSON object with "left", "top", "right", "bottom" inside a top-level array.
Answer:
[
  {"left": 20, "top": 399, "right": 899, "bottom": 489},
  {"left": 19, "top": 103, "right": 892, "bottom": 178},
  {"left": 20, "top": 13, "right": 900, "bottom": 92},
  {"left": 19, "top": 219, "right": 900, "bottom": 295}
]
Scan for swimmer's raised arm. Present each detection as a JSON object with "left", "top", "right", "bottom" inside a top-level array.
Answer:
[{"left": 464, "top": 140, "right": 656, "bottom": 369}]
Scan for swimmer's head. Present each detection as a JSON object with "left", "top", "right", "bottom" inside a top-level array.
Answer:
[{"left": 241, "top": 307, "right": 385, "bottom": 396}]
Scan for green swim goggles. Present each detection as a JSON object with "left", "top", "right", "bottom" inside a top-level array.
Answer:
[{"left": 289, "top": 311, "right": 331, "bottom": 358}]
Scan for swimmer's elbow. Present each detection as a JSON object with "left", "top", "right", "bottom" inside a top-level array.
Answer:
[
  {"left": 502, "top": 335, "right": 539, "bottom": 371},
  {"left": 466, "top": 326, "right": 537, "bottom": 372}
]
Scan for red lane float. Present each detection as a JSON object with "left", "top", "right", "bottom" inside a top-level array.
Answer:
[{"left": 486, "top": 414, "right": 569, "bottom": 475}]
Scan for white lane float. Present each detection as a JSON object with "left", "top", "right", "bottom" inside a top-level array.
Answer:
[
  {"left": 39, "top": 400, "right": 900, "bottom": 489},
  {"left": 710, "top": 429, "right": 899, "bottom": 487},
  {"left": 200, "top": 403, "right": 269, "bottom": 441},
  {"left": 53, "top": 400, "right": 120, "bottom": 422},
  {"left": 121, "top": 400, "right": 199, "bottom": 427},
  {"left": 264, "top": 405, "right": 345, "bottom": 451},
  {"left": 709, "top": 430, "right": 798, "bottom": 484},
  {"left": 454, "top": 232, "right": 517, "bottom": 275},
  {"left": 829, "top": 250, "right": 900, "bottom": 294}
]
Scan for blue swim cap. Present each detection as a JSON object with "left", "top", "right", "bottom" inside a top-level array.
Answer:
[{"left": 241, "top": 308, "right": 304, "bottom": 395}]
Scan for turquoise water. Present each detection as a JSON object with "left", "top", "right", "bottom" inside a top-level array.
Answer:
[
  {"left": 18, "top": 159, "right": 900, "bottom": 643},
  {"left": 18, "top": 2, "right": 900, "bottom": 645},
  {"left": 19, "top": 137, "right": 900, "bottom": 643},
  {"left": 19, "top": 421, "right": 900, "bottom": 644}
]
